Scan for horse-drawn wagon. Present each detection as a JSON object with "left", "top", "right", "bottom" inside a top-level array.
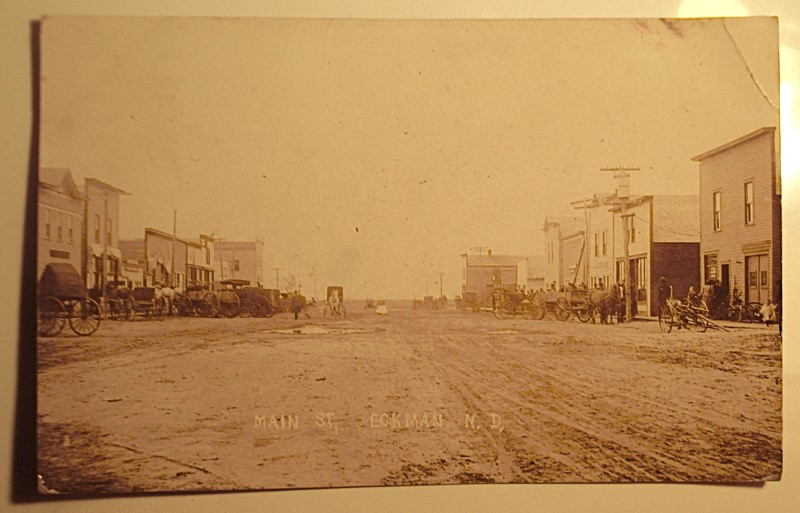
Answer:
[
  {"left": 218, "top": 279, "right": 276, "bottom": 318},
  {"left": 530, "top": 286, "right": 619, "bottom": 322},
  {"left": 129, "top": 286, "right": 168, "bottom": 320},
  {"left": 174, "top": 284, "right": 220, "bottom": 318},
  {"left": 37, "top": 263, "right": 102, "bottom": 336},
  {"left": 492, "top": 288, "right": 534, "bottom": 319}
]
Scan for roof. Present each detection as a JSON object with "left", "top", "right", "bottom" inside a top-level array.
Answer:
[
  {"left": 85, "top": 177, "right": 129, "bottom": 195},
  {"left": 542, "top": 216, "right": 584, "bottom": 238},
  {"left": 691, "top": 127, "right": 776, "bottom": 162},
  {"left": 39, "top": 167, "right": 83, "bottom": 200},
  {"left": 465, "top": 254, "right": 526, "bottom": 267}
]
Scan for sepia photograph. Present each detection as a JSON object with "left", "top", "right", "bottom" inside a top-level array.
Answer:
[{"left": 33, "top": 15, "right": 782, "bottom": 493}]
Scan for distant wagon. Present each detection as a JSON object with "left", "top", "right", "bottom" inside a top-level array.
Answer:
[
  {"left": 218, "top": 279, "right": 276, "bottom": 318},
  {"left": 37, "top": 263, "right": 102, "bottom": 336},
  {"left": 174, "top": 283, "right": 220, "bottom": 318}
]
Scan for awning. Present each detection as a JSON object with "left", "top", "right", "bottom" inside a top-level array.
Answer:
[{"left": 89, "top": 244, "right": 122, "bottom": 260}]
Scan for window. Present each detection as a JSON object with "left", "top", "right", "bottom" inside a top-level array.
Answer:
[
  {"left": 744, "top": 181, "right": 754, "bottom": 225},
  {"left": 67, "top": 215, "right": 73, "bottom": 244},
  {"left": 630, "top": 216, "right": 636, "bottom": 243},
  {"left": 594, "top": 233, "right": 599, "bottom": 257},
  {"left": 602, "top": 230, "right": 607, "bottom": 256},
  {"left": 704, "top": 253, "right": 718, "bottom": 282},
  {"left": 57, "top": 212, "right": 63, "bottom": 241},
  {"left": 106, "top": 218, "right": 112, "bottom": 244},
  {"left": 233, "top": 259, "right": 240, "bottom": 272},
  {"left": 94, "top": 214, "right": 101, "bottom": 243},
  {"left": 713, "top": 191, "right": 721, "bottom": 231},
  {"left": 44, "top": 209, "right": 51, "bottom": 240}
]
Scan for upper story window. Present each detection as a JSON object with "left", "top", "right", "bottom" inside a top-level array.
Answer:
[
  {"left": 713, "top": 191, "right": 722, "bottom": 231},
  {"left": 594, "top": 233, "right": 599, "bottom": 257},
  {"left": 56, "top": 212, "right": 63, "bottom": 241},
  {"left": 744, "top": 181, "right": 754, "bottom": 225},
  {"left": 67, "top": 215, "right": 73, "bottom": 244},
  {"left": 94, "top": 214, "right": 101, "bottom": 243},
  {"left": 44, "top": 208, "right": 51, "bottom": 240},
  {"left": 106, "top": 218, "right": 112, "bottom": 244},
  {"left": 602, "top": 230, "right": 607, "bottom": 256},
  {"left": 630, "top": 216, "right": 636, "bottom": 243}
]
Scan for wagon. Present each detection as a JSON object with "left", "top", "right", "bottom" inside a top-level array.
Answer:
[
  {"left": 174, "top": 284, "right": 220, "bottom": 317},
  {"left": 492, "top": 288, "right": 533, "bottom": 320},
  {"left": 37, "top": 263, "right": 102, "bottom": 336},
  {"left": 218, "top": 279, "right": 275, "bottom": 318},
  {"left": 324, "top": 286, "right": 346, "bottom": 319},
  {"left": 530, "top": 289, "right": 571, "bottom": 321},
  {"left": 129, "top": 287, "right": 168, "bottom": 321},
  {"left": 658, "top": 296, "right": 729, "bottom": 333},
  {"left": 89, "top": 280, "right": 134, "bottom": 321}
]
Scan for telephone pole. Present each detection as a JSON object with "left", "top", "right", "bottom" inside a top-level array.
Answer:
[
  {"left": 271, "top": 267, "right": 285, "bottom": 290},
  {"left": 601, "top": 166, "right": 640, "bottom": 323}
]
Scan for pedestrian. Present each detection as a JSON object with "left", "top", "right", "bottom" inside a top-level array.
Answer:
[
  {"left": 760, "top": 298, "right": 777, "bottom": 326},
  {"left": 290, "top": 291, "right": 306, "bottom": 320},
  {"left": 657, "top": 276, "right": 671, "bottom": 311}
]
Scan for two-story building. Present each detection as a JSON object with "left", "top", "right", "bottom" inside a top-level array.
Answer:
[
  {"left": 84, "top": 178, "right": 128, "bottom": 290},
  {"left": 610, "top": 195, "right": 700, "bottom": 316},
  {"left": 691, "top": 127, "right": 781, "bottom": 304},
  {"left": 38, "top": 168, "right": 84, "bottom": 279},
  {"left": 214, "top": 239, "right": 265, "bottom": 286},
  {"left": 542, "top": 217, "right": 584, "bottom": 290},
  {"left": 121, "top": 230, "right": 216, "bottom": 288}
]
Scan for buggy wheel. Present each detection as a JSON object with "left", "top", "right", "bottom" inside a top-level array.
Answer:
[
  {"left": 38, "top": 296, "right": 66, "bottom": 337},
  {"left": 530, "top": 303, "right": 545, "bottom": 320},
  {"left": 658, "top": 305, "right": 673, "bottom": 333},
  {"left": 554, "top": 297, "right": 571, "bottom": 321},
  {"left": 69, "top": 298, "right": 102, "bottom": 336},
  {"left": 153, "top": 297, "right": 167, "bottom": 321}
]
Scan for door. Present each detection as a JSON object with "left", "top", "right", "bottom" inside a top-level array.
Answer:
[
  {"left": 745, "top": 254, "right": 770, "bottom": 303},
  {"left": 720, "top": 264, "right": 730, "bottom": 299}
]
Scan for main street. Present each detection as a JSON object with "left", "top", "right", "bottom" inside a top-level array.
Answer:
[{"left": 37, "top": 303, "right": 782, "bottom": 492}]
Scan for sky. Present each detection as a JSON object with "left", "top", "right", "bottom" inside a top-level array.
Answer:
[{"left": 39, "top": 15, "right": 780, "bottom": 298}]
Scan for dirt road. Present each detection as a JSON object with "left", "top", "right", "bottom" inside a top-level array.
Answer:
[{"left": 37, "top": 302, "right": 782, "bottom": 492}]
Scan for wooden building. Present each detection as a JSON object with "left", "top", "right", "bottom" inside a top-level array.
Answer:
[{"left": 691, "top": 127, "right": 781, "bottom": 304}]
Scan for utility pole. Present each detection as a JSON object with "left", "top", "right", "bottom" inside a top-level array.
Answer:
[
  {"left": 602, "top": 166, "right": 640, "bottom": 323},
  {"left": 271, "top": 267, "right": 284, "bottom": 290},
  {"left": 571, "top": 198, "right": 593, "bottom": 287},
  {"left": 171, "top": 209, "right": 177, "bottom": 288},
  {"left": 438, "top": 271, "right": 444, "bottom": 299}
]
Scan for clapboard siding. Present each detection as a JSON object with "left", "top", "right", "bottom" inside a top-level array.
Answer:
[{"left": 695, "top": 128, "right": 779, "bottom": 299}]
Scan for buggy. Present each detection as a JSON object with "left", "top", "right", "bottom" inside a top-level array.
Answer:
[
  {"left": 37, "top": 263, "right": 102, "bottom": 336},
  {"left": 129, "top": 287, "right": 168, "bottom": 321},
  {"left": 324, "top": 286, "right": 346, "bottom": 319},
  {"left": 492, "top": 288, "right": 534, "bottom": 319},
  {"left": 89, "top": 280, "right": 134, "bottom": 321}
]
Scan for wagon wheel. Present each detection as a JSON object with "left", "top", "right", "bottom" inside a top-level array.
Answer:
[
  {"left": 38, "top": 296, "right": 66, "bottom": 337},
  {"left": 554, "top": 297, "right": 571, "bottom": 321},
  {"left": 175, "top": 294, "right": 193, "bottom": 316},
  {"left": 200, "top": 292, "right": 220, "bottom": 318},
  {"left": 253, "top": 296, "right": 272, "bottom": 318},
  {"left": 520, "top": 300, "right": 534, "bottom": 320},
  {"left": 239, "top": 298, "right": 255, "bottom": 318},
  {"left": 493, "top": 299, "right": 507, "bottom": 320},
  {"left": 658, "top": 304, "right": 674, "bottom": 333},
  {"left": 68, "top": 297, "right": 102, "bottom": 336},
  {"left": 219, "top": 295, "right": 241, "bottom": 318},
  {"left": 576, "top": 305, "right": 592, "bottom": 323},
  {"left": 153, "top": 297, "right": 167, "bottom": 321}
]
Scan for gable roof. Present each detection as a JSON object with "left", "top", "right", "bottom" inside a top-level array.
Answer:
[
  {"left": 39, "top": 167, "right": 83, "bottom": 200},
  {"left": 691, "top": 127, "right": 776, "bottom": 162}
]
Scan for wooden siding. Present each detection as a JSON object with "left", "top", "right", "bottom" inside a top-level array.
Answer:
[{"left": 698, "top": 129, "right": 779, "bottom": 300}]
